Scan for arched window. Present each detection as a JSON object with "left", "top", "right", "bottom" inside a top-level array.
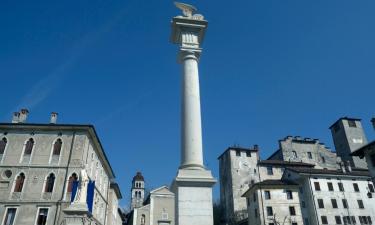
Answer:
[
  {"left": 45, "top": 173, "right": 55, "bottom": 193},
  {"left": 0, "top": 137, "right": 7, "bottom": 154},
  {"left": 292, "top": 151, "right": 297, "bottom": 158},
  {"left": 14, "top": 173, "right": 25, "bottom": 192},
  {"left": 52, "top": 139, "right": 62, "bottom": 156},
  {"left": 67, "top": 173, "right": 78, "bottom": 193},
  {"left": 24, "top": 138, "right": 34, "bottom": 155}
]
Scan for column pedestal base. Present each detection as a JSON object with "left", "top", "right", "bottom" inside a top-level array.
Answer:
[
  {"left": 171, "top": 168, "right": 216, "bottom": 225},
  {"left": 63, "top": 204, "right": 92, "bottom": 225}
]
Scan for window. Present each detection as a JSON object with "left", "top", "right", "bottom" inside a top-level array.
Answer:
[
  {"left": 0, "top": 137, "right": 7, "bottom": 155},
  {"left": 3, "top": 208, "right": 17, "bottom": 225},
  {"left": 314, "top": 182, "right": 321, "bottom": 191},
  {"left": 266, "top": 207, "right": 273, "bottom": 216},
  {"left": 353, "top": 183, "right": 360, "bottom": 192},
  {"left": 321, "top": 216, "right": 328, "bottom": 224},
  {"left": 36, "top": 208, "right": 48, "bottom": 225},
  {"left": 357, "top": 200, "right": 364, "bottom": 209},
  {"left": 342, "top": 199, "right": 348, "bottom": 209},
  {"left": 351, "top": 216, "right": 356, "bottom": 225},
  {"left": 24, "top": 138, "right": 34, "bottom": 155},
  {"left": 269, "top": 223, "right": 274, "bottom": 225},
  {"left": 338, "top": 183, "right": 345, "bottom": 191},
  {"left": 348, "top": 120, "right": 357, "bottom": 127},
  {"left": 13, "top": 173, "right": 25, "bottom": 192},
  {"left": 267, "top": 166, "right": 273, "bottom": 175},
  {"left": 52, "top": 139, "right": 62, "bottom": 156},
  {"left": 331, "top": 199, "right": 338, "bottom": 208},
  {"left": 236, "top": 150, "right": 241, "bottom": 156},
  {"left": 292, "top": 151, "right": 297, "bottom": 158},
  {"left": 254, "top": 209, "right": 258, "bottom": 218},
  {"left": 246, "top": 151, "right": 251, "bottom": 157},
  {"left": 368, "top": 184, "right": 375, "bottom": 193},
  {"left": 292, "top": 223, "right": 297, "bottom": 225},
  {"left": 307, "top": 152, "right": 312, "bottom": 159},
  {"left": 265, "top": 191, "right": 271, "bottom": 200},
  {"left": 336, "top": 216, "right": 342, "bottom": 224},
  {"left": 371, "top": 154, "right": 375, "bottom": 167},
  {"left": 286, "top": 190, "right": 293, "bottom": 199},
  {"left": 318, "top": 199, "right": 324, "bottom": 208},
  {"left": 141, "top": 214, "right": 145, "bottom": 225},
  {"left": 343, "top": 216, "right": 351, "bottom": 225},
  {"left": 67, "top": 173, "right": 78, "bottom": 193},
  {"left": 328, "top": 182, "right": 334, "bottom": 191},
  {"left": 321, "top": 156, "right": 326, "bottom": 163},
  {"left": 368, "top": 216, "right": 372, "bottom": 225},
  {"left": 45, "top": 173, "right": 55, "bottom": 193},
  {"left": 359, "top": 216, "right": 368, "bottom": 225},
  {"left": 289, "top": 206, "right": 296, "bottom": 216}
]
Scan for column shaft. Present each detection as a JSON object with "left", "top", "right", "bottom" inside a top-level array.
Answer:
[{"left": 180, "top": 52, "right": 204, "bottom": 169}]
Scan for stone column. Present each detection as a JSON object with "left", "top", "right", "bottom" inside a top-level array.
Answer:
[
  {"left": 180, "top": 50, "right": 204, "bottom": 169},
  {"left": 170, "top": 3, "right": 216, "bottom": 225}
]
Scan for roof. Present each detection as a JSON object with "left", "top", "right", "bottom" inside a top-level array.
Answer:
[
  {"left": 351, "top": 140, "right": 375, "bottom": 157},
  {"left": 217, "top": 146, "right": 258, "bottom": 159},
  {"left": 287, "top": 167, "right": 371, "bottom": 177},
  {"left": 132, "top": 172, "right": 144, "bottom": 182},
  {"left": 259, "top": 160, "right": 315, "bottom": 167},
  {"left": 0, "top": 123, "right": 116, "bottom": 179},
  {"left": 329, "top": 117, "right": 362, "bottom": 129},
  {"left": 110, "top": 182, "right": 123, "bottom": 199},
  {"left": 242, "top": 179, "right": 298, "bottom": 197}
]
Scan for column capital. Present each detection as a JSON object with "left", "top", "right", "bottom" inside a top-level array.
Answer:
[{"left": 178, "top": 49, "right": 201, "bottom": 63}]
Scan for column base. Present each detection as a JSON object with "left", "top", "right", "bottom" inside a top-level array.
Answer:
[
  {"left": 171, "top": 168, "right": 216, "bottom": 225},
  {"left": 63, "top": 203, "right": 92, "bottom": 225}
]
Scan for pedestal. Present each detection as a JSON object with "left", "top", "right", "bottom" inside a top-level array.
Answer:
[
  {"left": 172, "top": 168, "right": 216, "bottom": 225},
  {"left": 63, "top": 203, "right": 92, "bottom": 225}
]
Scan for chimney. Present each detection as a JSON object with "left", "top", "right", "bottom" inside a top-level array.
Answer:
[
  {"left": 12, "top": 112, "right": 20, "bottom": 123},
  {"left": 50, "top": 112, "right": 58, "bottom": 124},
  {"left": 18, "top": 109, "right": 29, "bottom": 123}
]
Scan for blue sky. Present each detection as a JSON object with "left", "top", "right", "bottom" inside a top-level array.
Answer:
[{"left": 1, "top": 0, "right": 374, "bottom": 207}]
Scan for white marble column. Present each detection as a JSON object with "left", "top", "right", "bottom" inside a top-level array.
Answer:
[
  {"left": 180, "top": 50, "right": 204, "bottom": 169},
  {"left": 170, "top": 3, "right": 216, "bottom": 225}
]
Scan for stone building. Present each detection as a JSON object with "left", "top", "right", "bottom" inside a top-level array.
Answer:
[
  {"left": 351, "top": 118, "right": 375, "bottom": 182},
  {"left": 243, "top": 167, "right": 375, "bottom": 225},
  {"left": 330, "top": 117, "right": 368, "bottom": 169},
  {"left": 0, "top": 110, "right": 122, "bottom": 225},
  {"left": 218, "top": 146, "right": 314, "bottom": 224},
  {"left": 242, "top": 180, "right": 303, "bottom": 225},
  {"left": 219, "top": 117, "right": 373, "bottom": 225},
  {"left": 128, "top": 186, "right": 175, "bottom": 225},
  {"left": 268, "top": 136, "right": 338, "bottom": 170},
  {"left": 131, "top": 172, "right": 145, "bottom": 210},
  {"left": 107, "top": 182, "right": 124, "bottom": 225}
]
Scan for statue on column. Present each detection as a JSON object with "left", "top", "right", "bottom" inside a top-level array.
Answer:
[{"left": 73, "top": 169, "right": 89, "bottom": 204}]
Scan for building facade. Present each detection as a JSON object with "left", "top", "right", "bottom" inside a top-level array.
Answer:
[
  {"left": 330, "top": 117, "right": 368, "bottom": 169},
  {"left": 0, "top": 110, "right": 121, "bottom": 225},
  {"left": 243, "top": 180, "right": 303, "bottom": 225},
  {"left": 130, "top": 186, "right": 175, "bottom": 225}
]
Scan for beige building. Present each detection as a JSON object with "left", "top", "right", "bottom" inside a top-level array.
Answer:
[
  {"left": 129, "top": 186, "right": 175, "bottom": 225},
  {"left": 0, "top": 109, "right": 122, "bottom": 225}
]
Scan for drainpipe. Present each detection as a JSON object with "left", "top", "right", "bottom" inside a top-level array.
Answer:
[{"left": 53, "top": 132, "right": 76, "bottom": 225}]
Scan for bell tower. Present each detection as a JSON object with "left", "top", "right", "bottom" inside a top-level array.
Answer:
[{"left": 130, "top": 172, "right": 145, "bottom": 209}]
